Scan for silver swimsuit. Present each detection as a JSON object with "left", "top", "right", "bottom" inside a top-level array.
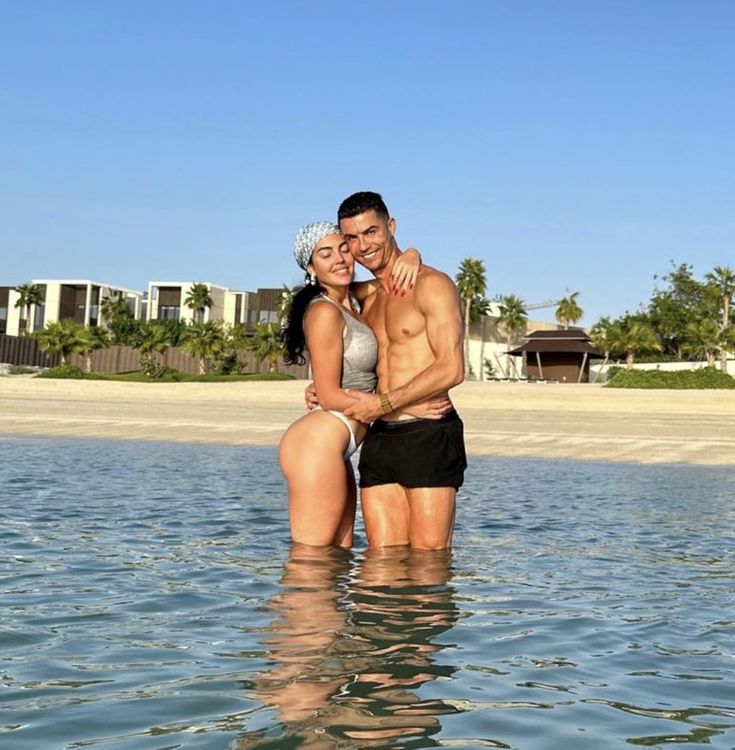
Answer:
[{"left": 309, "top": 293, "right": 378, "bottom": 457}]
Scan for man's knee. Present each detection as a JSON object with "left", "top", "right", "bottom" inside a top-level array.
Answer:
[
  {"left": 407, "top": 487, "right": 456, "bottom": 550},
  {"left": 409, "top": 522, "right": 453, "bottom": 550},
  {"left": 362, "top": 484, "right": 410, "bottom": 546}
]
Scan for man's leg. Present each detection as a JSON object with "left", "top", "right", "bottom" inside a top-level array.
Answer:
[
  {"left": 361, "top": 484, "right": 411, "bottom": 547},
  {"left": 406, "top": 487, "right": 456, "bottom": 550}
]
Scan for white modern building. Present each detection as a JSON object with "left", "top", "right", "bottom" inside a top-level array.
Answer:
[
  {"left": 1, "top": 280, "right": 145, "bottom": 336},
  {"left": 1, "top": 278, "right": 290, "bottom": 334},
  {"left": 146, "top": 281, "right": 253, "bottom": 325}
]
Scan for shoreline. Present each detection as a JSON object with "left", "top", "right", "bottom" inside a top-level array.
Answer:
[{"left": 2, "top": 377, "right": 735, "bottom": 467}]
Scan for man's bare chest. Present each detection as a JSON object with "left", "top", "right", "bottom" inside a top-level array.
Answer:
[{"left": 363, "top": 293, "right": 426, "bottom": 344}]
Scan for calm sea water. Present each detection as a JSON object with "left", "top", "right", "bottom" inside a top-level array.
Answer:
[{"left": 1, "top": 436, "right": 734, "bottom": 750}]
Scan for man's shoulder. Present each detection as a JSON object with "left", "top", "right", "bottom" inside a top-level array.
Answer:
[
  {"left": 415, "top": 265, "right": 458, "bottom": 293},
  {"left": 412, "top": 266, "right": 461, "bottom": 315}
]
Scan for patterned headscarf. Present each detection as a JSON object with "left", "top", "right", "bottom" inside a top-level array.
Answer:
[{"left": 294, "top": 221, "right": 341, "bottom": 271}]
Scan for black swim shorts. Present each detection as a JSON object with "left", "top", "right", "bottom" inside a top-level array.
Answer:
[{"left": 358, "top": 410, "right": 467, "bottom": 489}]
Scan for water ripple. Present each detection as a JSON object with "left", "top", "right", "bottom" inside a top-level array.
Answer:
[{"left": 0, "top": 438, "right": 733, "bottom": 749}]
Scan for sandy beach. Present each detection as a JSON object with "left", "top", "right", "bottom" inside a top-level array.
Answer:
[{"left": 1, "top": 376, "right": 734, "bottom": 466}]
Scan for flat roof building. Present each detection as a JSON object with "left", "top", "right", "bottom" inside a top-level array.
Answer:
[{"left": 2, "top": 280, "right": 145, "bottom": 336}]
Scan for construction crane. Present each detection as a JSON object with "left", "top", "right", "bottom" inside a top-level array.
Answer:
[
  {"left": 490, "top": 296, "right": 560, "bottom": 311},
  {"left": 526, "top": 298, "right": 560, "bottom": 311}
]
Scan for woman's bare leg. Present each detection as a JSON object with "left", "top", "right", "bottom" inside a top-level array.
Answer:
[
  {"left": 331, "top": 461, "right": 356, "bottom": 548},
  {"left": 279, "top": 411, "right": 355, "bottom": 547}
]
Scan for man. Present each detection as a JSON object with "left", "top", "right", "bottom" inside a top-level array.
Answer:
[{"left": 325, "top": 191, "right": 466, "bottom": 550}]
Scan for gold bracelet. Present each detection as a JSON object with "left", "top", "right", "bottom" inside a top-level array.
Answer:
[{"left": 379, "top": 392, "right": 393, "bottom": 414}]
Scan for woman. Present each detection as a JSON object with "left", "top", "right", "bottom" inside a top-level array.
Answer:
[{"left": 279, "top": 221, "right": 437, "bottom": 547}]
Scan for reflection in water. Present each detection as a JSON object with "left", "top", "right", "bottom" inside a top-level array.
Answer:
[
  {"left": 3, "top": 440, "right": 735, "bottom": 748},
  {"left": 237, "top": 545, "right": 461, "bottom": 749}
]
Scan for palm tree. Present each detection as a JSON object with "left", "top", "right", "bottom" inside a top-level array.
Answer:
[
  {"left": 722, "top": 325, "right": 735, "bottom": 363},
  {"left": 99, "top": 290, "right": 137, "bottom": 344},
  {"left": 245, "top": 322, "right": 285, "bottom": 373},
  {"left": 609, "top": 320, "right": 662, "bottom": 369},
  {"left": 228, "top": 321, "right": 251, "bottom": 350},
  {"left": 497, "top": 294, "right": 528, "bottom": 378},
  {"left": 555, "top": 292, "right": 583, "bottom": 330},
  {"left": 14, "top": 283, "right": 45, "bottom": 334},
  {"left": 135, "top": 322, "right": 172, "bottom": 364},
  {"left": 180, "top": 321, "right": 226, "bottom": 374},
  {"left": 279, "top": 285, "right": 297, "bottom": 328},
  {"left": 455, "top": 258, "right": 487, "bottom": 377},
  {"left": 460, "top": 295, "right": 496, "bottom": 380},
  {"left": 34, "top": 321, "right": 89, "bottom": 365},
  {"left": 77, "top": 326, "right": 111, "bottom": 372},
  {"left": 100, "top": 290, "right": 133, "bottom": 326},
  {"left": 682, "top": 319, "right": 722, "bottom": 367},
  {"left": 704, "top": 265, "right": 735, "bottom": 372},
  {"left": 589, "top": 316, "right": 617, "bottom": 383},
  {"left": 472, "top": 297, "right": 493, "bottom": 381},
  {"left": 184, "top": 283, "right": 213, "bottom": 324}
]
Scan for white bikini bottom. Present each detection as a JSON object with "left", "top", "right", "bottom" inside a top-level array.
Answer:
[{"left": 314, "top": 407, "right": 358, "bottom": 459}]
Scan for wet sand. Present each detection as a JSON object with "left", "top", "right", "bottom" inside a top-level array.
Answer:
[{"left": 2, "top": 376, "right": 734, "bottom": 466}]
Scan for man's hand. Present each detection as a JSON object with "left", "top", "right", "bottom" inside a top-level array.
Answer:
[
  {"left": 304, "top": 382, "right": 319, "bottom": 411},
  {"left": 342, "top": 390, "right": 383, "bottom": 423},
  {"left": 343, "top": 391, "right": 454, "bottom": 422}
]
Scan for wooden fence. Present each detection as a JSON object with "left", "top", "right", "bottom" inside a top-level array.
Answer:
[
  {"left": 0, "top": 334, "right": 60, "bottom": 368},
  {"left": 69, "top": 346, "right": 310, "bottom": 377},
  {"left": 0, "top": 336, "right": 308, "bottom": 377}
]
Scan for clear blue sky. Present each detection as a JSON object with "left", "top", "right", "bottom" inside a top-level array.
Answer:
[{"left": 2, "top": 0, "right": 733, "bottom": 324}]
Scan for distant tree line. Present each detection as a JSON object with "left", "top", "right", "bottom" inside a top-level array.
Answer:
[
  {"left": 453, "top": 258, "right": 735, "bottom": 378},
  {"left": 591, "top": 263, "right": 735, "bottom": 371}
]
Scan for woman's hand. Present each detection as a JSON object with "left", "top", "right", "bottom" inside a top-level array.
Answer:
[
  {"left": 391, "top": 247, "right": 421, "bottom": 295},
  {"left": 304, "top": 382, "right": 319, "bottom": 411},
  {"left": 403, "top": 396, "right": 453, "bottom": 420}
]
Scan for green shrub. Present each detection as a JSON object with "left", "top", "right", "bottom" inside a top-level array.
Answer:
[
  {"left": 605, "top": 367, "right": 735, "bottom": 389},
  {"left": 139, "top": 354, "right": 181, "bottom": 380},
  {"left": 36, "top": 367, "right": 295, "bottom": 383},
  {"left": 37, "top": 364, "right": 98, "bottom": 379},
  {"left": 605, "top": 365, "right": 625, "bottom": 384},
  {"left": 238, "top": 372, "right": 294, "bottom": 381},
  {"left": 7, "top": 365, "right": 39, "bottom": 375},
  {"left": 212, "top": 352, "right": 245, "bottom": 375}
]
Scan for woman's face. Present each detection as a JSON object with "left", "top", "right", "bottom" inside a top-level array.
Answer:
[{"left": 308, "top": 234, "right": 354, "bottom": 288}]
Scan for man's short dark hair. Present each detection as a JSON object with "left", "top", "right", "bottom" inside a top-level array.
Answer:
[{"left": 338, "top": 191, "right": 390, "bottom": 221}]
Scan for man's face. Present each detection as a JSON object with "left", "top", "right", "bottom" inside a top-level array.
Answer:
[{"left": 339, "top": 210, "right": 397, "bottom": 272}]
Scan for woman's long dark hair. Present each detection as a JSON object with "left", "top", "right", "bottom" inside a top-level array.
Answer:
[{"left": 281, "top": 280, "right": 324, "bottom": 365}]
